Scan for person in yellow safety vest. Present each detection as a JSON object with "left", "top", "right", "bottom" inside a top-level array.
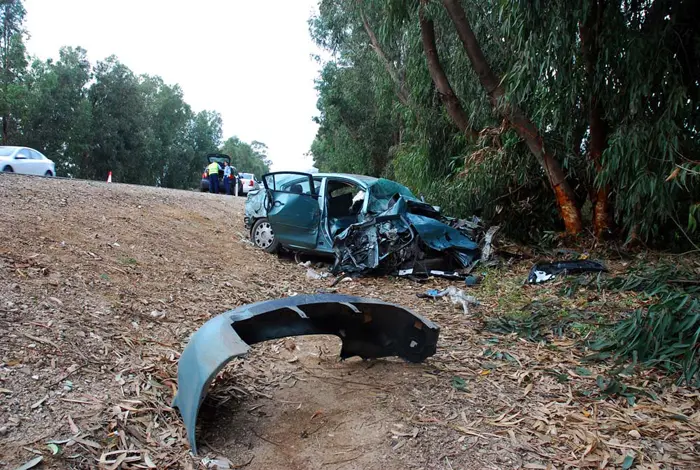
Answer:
[{"left": 206, "top": 161, "right": 221, "bottom": 194}]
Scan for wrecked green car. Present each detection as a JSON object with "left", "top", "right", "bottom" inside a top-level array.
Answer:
[{"left": 244, "top": 172, "right": 481, "bottom": 276}]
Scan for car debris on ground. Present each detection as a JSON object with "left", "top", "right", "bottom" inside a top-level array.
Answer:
[
  {"left": 173, "top": 294, "right": 439, "bottom": 453},
  {"left": 526, "top": 259, "right": 608, "bottom": 284},
  {"left": 417, "top": 286, "right": 480, "bottom": 315}
]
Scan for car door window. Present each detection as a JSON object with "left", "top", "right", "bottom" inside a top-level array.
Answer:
[
  {"left": 17, "top": 149, "right": 31, "bottom": 159},
  {"left": 30, "top": 150, "right": 43, "bottom": 160},
  {"left": 326, "top": 180, "right": 364, "bottom": 217},
  {"left": 263, "top": 172, "right": 321, "bottom": 250},
  {"left": 264, "top": 173, "right": 318, "bottom": 195}
]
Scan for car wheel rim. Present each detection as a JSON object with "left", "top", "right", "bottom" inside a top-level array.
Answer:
[{"left": 254, "top": 222, "right": 274, "bottom": 249}]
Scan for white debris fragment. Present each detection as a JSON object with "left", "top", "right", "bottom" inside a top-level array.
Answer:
[
  {"left": 306, "top": 268, "right": 330, "bottom": 280},
  {"left": 434, "top": 286, "right": 480, "bottom": 315}
]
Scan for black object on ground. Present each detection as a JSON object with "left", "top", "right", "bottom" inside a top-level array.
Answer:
[
  {"left": 527, "top": 260, "right": 608, "bottom": 284},
  {"left": 173, "top": 294, "right": 440, "bottom": 453}
]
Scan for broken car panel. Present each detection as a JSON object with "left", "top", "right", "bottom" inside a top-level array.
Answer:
[
  {"left": 245, "top": 172, "right": 482, "bottom": 276},
  {"left": 173, "top": 294, "right": 440, "bottom": 453},
  {"left": 527, "top": 260, "right": 608, "bottom": 284}
]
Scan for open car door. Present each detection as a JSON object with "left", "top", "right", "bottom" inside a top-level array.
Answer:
[{"left": 262, "top": 172, "right": 321, "bottom": 250}]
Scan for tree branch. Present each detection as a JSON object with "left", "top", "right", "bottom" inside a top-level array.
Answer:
[
  {"left": 356, "top": 0, "right": 410, "bottom": 106},
  {"left": 419, "top": 0, "right": 477, "bottom": 140}
]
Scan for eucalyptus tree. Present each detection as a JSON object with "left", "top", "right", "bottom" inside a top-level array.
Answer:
[{"left": 310, "top": 0, "right": 700, "bottom": 244}]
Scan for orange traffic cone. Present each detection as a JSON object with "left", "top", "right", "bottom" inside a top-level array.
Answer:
[{"left": 107, "top": 171, "right": 112, "bottom": 183}]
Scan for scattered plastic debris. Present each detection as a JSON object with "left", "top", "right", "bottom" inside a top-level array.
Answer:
[
  {"left": 397, "top": 268, "right": 466, "bottom": 280},
  {"left": 527, "top": 260, "right": 608, "bottom": 284},
  {"left": 417, "top": 289, "right": 441, "bottom": 299},
  {"left": 464, "top": 275, "right": 480, "bottom": 286},
  {"left": 417, "top": 286, "right": 480, "bottom": 314},
  {"left": 202, "top": 456, "right": 233, "bottom": 469},
  {"left": 306, "top": 268, "right": 330, "bottom": 280}
]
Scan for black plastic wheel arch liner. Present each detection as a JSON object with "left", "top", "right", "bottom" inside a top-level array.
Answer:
[{"left": 172, "top": 294, "right": 439, "bottom": 453}]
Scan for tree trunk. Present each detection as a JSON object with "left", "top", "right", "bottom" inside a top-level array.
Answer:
[
  {"left": 440, "top": 0, "right": 583, "bottom": 234},
  {"left": 419, "top": 0, "right": 477, "bottom": 140},
  {"left": 356, "top": 2, "right": 410, "bottom": 106},
  {"left": 580, "top": 0, "right": 611, "bottom": 239},
  {"left": 589, "top": 103, "right": 610, "bottom": 239},
  {"left": 2, "top": 11, "right": 7, "bottom": 144}
]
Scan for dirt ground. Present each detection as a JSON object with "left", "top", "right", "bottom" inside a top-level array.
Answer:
[{"left": 0, "top": 174, "right": 698, "bottom": 469}]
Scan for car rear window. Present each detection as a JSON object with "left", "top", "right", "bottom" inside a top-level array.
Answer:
[
  {"left": 0, "top": 148, "right": 15, "bottom": 157},
  {"left": 241, "top": 173, "right": 254, "bottom": 179}
]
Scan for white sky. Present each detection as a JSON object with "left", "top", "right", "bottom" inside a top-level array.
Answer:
[{"left": 23, "top": 0, "right": 323, "bottom": 172}]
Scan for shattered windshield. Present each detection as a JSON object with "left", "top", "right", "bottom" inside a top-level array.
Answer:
[{"left": 366, "top": 179, "right": 417, "bottom": 214}]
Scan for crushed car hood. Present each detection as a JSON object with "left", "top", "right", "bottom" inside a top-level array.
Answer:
[
  {"left": 332, "top": 194, "right": 480, "bottom": 275},
  {"left": 173, "top": 294, "right": 439, "bottom": 453}
]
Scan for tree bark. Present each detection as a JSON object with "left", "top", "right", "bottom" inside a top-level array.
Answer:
[
  {"left": 419, "top": 1, "right": 477, "bottom": 140},
  {"left": 356, "top": 2, "right": 410, "bottom": 106},
  {"left": 580, "top": 0, "right": 611, "bottom": 239},
  {"left": 2, "top": 10, "right": 8, "bottom": 144},
  {"left": 441, "top": 0, "right": 583, "bottom": 234}
]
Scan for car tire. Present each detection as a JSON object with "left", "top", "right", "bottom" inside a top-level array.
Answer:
[
  {"left": 251, "top": 218, "right": 279, "bottom": 253},
  {"left": 45, "top": 170, "right": 53, "bottom": 177},
  {"left": 2, "top": 166, "right": 13, "bottom": 172}
]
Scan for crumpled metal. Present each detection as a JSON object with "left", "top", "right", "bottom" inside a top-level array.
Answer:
[{"left": 333, "top": 194, "right": 479, "bottom": 275}]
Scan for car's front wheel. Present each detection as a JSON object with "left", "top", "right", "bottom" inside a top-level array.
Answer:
[
  {"left": 45, "top": 170, "right": 53, "bottom": 177},
  {"left": 252, "top": 218, "right": 279, "bottom": 253}
]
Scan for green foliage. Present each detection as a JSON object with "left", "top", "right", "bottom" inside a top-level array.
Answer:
[
  {"left": 220, "top": 137, "right": 271, "bottom": 178},
  {"left": 0, "top": 0, "right": 262, "bottom": 189},
  {"left": 485, "top": 301, "right": 599, "bottom": 342},
  {"left": 591, "top": 290, "right": 700, "bottom": 386},
  {"left": 589, "top": 262, "right": 700, "bottom": 385},
  {"left": 309, "top": 0, "right": 700, "bottom": 245},
  {"left": 1, "top": 0, "right": 28, "bottom": 142},
  {"left": 21, "top": 47, "right": 92, "bottom": 175}
]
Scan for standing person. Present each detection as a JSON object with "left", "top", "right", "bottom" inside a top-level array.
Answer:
[
  {"left": 207, "top": 160, "right": 221, "bottom": 194},
  {"left": 223, "top": 162, "right": 232, "bottom": 195}
]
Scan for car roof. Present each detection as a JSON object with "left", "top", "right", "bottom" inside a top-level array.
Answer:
[
  {"left": 314, "top": 173, "right": 379, "bottom": 184},
  {"left": 0, "top": 146, "right": 23, "bottom": 150}
]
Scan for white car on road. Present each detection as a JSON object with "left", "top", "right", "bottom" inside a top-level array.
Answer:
[
  {"left": 0, "top": 146, "right": 56, "bottom": 176},
  {"left": 238, "top": 172, "right": 259, "bottom": 195}
]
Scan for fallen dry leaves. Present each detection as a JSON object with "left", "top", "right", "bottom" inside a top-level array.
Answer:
[{"left": 0, "top": 175, "right": 698, "bottom": 469}]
